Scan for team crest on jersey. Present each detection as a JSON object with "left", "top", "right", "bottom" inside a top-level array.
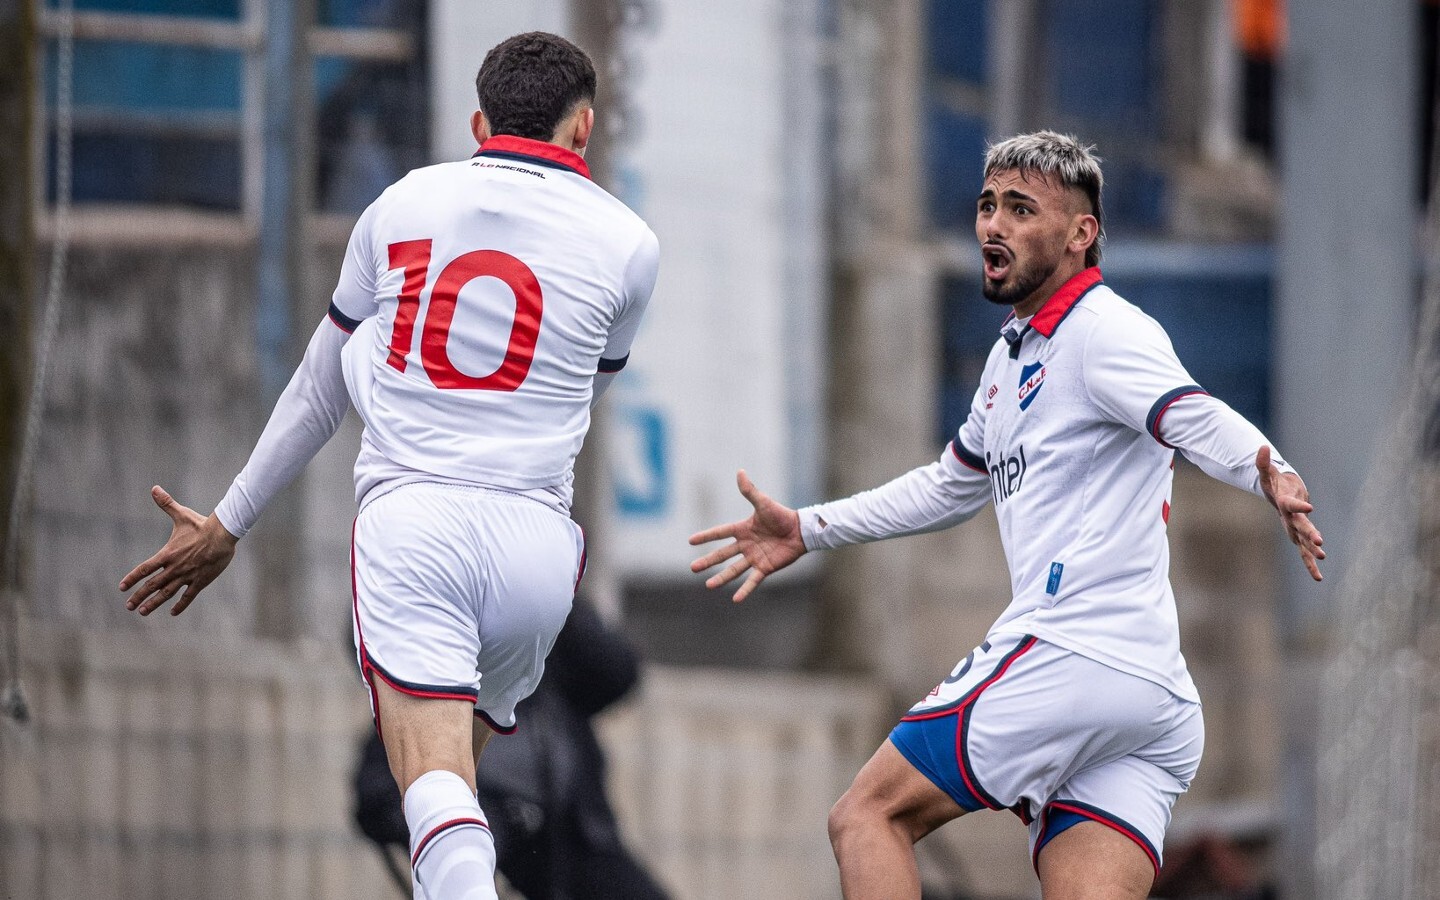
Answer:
[{"left": 1018, "top": 362, "right": 1046, "bottom": 411}]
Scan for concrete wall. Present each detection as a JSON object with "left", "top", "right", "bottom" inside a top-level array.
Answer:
[
  {"left": 0, "top": 620, "right": 387, "bottom": 900},
  {"left": 22, "top": 221, "right": 360, "bottom": 644},
  {"left": 5, "top": 2, "right": 1294, "bottom": 894},
  {"left": 601, "top": 666, "right": 888, "bottom": 900}
]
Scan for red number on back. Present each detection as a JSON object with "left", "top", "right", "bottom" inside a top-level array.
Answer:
[
  {"left": 384, "top": 242, "right": 544, "bottom": 392},
  {"left": 385, "top": 240, "right": 431, "bottom": 373}
]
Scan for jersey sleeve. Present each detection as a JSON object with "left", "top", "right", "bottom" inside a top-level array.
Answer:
[
  {"left": 598, "top": 226, "right": 660, "bottom": 374},
  {"left": 213, "top": 318, "right": 352, "bottom": 537},
  {"left": 799, "top": 372, "right": 992, "bottom": 550},
  {"left": 798, "top": 445, "right": 992, "bottom": 551},
  {"left": 1160, "top": 393, "right": 1297, "bottom": 496},
  {"left": 326, "top": 199, "right": 383, "bottom": 332},
  {"left": 1081, "top": 309, "right": 1207, "bottom": 443}
]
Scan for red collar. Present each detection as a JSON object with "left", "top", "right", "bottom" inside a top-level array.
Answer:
[
  {"left": 475, "top": 135, "right": 591, "bottom": 180},
  {"left": 1028, "top": 267, "right": 1103, "bottom": 337}
]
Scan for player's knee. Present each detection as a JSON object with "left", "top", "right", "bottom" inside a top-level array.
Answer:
[
  {"left": 827, "top": 792, "right": 855, "bottom": 848},
  {"left": 828, "top": 783, "right": 885, "bottom": 848}
]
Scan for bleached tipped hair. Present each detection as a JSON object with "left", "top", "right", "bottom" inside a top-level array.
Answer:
[{"left": 984, "top": 131, "right": 1105, "bottom": 267}]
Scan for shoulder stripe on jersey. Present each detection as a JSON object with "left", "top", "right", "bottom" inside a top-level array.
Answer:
[
  {"left": 1146, "top": 384, "right": 1208, "bottom": 448},
  {"left": 950, "top": 439, "right": 987, "bottom": 474},
  {"left": 597, "top": 354, "right": 629, "bottom": 374},
  {"left": 328, "top": 302, "right": 362, "bottom": 334}
]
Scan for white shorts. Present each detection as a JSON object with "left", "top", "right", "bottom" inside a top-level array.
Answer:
[
  {"left": 891, "top": 634, "right": 1204, "bottom": 875},
  {"left": 350, "top": 481, "right": 585, "bottom": 733}
]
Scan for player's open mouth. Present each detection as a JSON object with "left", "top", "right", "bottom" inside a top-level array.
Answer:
[{"left": 983, "top": 244, "right": 1012, "bottom": 281}]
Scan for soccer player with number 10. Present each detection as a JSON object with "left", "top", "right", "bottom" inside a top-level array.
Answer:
[{"left": 119, "top": 32, "right": 658, "bottom": 900}]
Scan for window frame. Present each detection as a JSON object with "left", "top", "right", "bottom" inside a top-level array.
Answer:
[{"left": 34, "top": 2, "right": 417, "bottom": 241}]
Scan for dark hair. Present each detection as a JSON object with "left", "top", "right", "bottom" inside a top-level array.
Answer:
[{"left": 475, "top": 32, "right": 597, "bottom": 141}]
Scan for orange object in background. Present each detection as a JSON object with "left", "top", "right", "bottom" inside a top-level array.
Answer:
[{"left": 1233, "top": 0, "right": 1285, "bottom": 60}]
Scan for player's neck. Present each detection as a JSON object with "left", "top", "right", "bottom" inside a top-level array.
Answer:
[{"left": 1011, "top": 260, "right": 1089, "bottom": 319}]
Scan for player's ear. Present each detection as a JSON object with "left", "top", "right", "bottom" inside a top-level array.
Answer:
[
  {"left": 573, "top": 106, "right": 595, "bottom": 156},
  {"left": 471, "top": 110, "right": 490, "bottom": 146},
  {"left": 1070, "top": 213, "right": 1098, "bottom": 259}
]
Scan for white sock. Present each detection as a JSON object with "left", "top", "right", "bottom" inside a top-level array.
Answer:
[{"left": 403, "top": 770, "right": 498, "bottom": 900}]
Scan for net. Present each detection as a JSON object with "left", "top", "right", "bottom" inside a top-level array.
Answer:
[{"left": 1314, "top": 172, "right": 1440, "bottom": 900}]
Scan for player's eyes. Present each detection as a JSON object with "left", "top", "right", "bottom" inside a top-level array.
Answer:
[{"left": 978, "top": 201, "right": 995, "bottom": 213}]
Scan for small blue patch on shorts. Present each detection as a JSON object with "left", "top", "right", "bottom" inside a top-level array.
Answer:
[{"left": 889, "top": 715, "right": 986, "bottom": 813}]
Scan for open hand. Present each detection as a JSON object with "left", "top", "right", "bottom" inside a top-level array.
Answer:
[
  {"left": 688, "top": 470, "right": 806, "bottom": 602},
  {"left": 1256, "top": 446, "right": 1325, "bottom": 582},
  {"left": 120, "top": 485, "right": 239, "bottom": 616}
]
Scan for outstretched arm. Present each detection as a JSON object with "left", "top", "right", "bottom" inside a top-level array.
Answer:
[
  {"left": 1082, "top": 314, "right": 1325, "bottom": 582},
  {"left": 1153, "top": 393, "right": 1325, "bottom": 581},
  {"left": 689, "top": 443, "right": 992, "bottom": 602},
  {"left": 212, "top": 318, "right": 352, "bottom": 538},
  {"left": 119, "top": 317, "right": 353, "bottom": 616},
  {"left": 1255, "top": 445, "right": 1325, "bottom": 581},
  {"left": 688, "top": 470, "right": 806, "bottom": 603}
]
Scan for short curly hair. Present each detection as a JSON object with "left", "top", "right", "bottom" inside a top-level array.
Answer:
[{"left": 475, "top": 32, "right": 597, "bottom": 141}]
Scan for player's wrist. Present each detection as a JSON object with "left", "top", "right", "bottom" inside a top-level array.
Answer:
[
  {"left": 205, "top": 513, "right": 241, "bottom": 546},
  {"left": 788, "top": 511, "right": 806, "bottom": 551}
]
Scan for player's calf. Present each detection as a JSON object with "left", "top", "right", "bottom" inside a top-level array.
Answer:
[
  {"left": 372, "top": 680, "right": 498, "bottom": 898},
  {"left": 405, "top": 768, "right": 499, "bottom": 900}
]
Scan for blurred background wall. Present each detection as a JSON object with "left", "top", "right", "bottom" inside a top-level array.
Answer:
[{"left": 0, "top": 0, "right": 1432, "bottom": 898}]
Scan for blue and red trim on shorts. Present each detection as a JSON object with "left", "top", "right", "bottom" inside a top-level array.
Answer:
[
  {"left": 1032, "top": 799, "right": 1161, "bottom": 878},
  {"left": 889, "top": 635, "right": 1039, "bottom": 817}
]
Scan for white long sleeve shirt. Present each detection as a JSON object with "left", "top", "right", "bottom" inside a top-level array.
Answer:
[{"left": 800, "top": 269, "right": 1293, "bottom": 703}]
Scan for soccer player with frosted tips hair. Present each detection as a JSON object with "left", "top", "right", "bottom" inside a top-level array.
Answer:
[
  {"left": 120, "top": 32, "right": 659, "bottom": 900},
  {"left": 690, "top": 130, "right": 1322, "bottom": 899}
]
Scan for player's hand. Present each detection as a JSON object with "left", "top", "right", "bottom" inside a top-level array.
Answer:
[
  {"left": 120, "top": 485, "right": 239, "bottom": 616},
  {"left": 688, "top": 470, "right": 806, "bottom": 603},
  {"left": 1255, "top": 446, "right": 1325, "bottom": 582}
]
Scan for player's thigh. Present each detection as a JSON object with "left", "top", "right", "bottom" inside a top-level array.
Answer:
[
  {"left": 893, "top": 635, "right": 1067, "bottom": 818},
  {"left": 372, "top": 676, "right": 478, "bottom": 794},
  {"left": 1036, "top": 820, "right": 1154, "bottom": 900},
  {"left": 352, "top": 485, "right": 490, "bottom": 703},
  {"left": 470, "top": 496, "right": 585, "bottom": 734},
  {"left": 833, "top": 740, "right": 967, "bottom": 843},
  {"left": 1030, "top": 702, "right": 1203, "bottom": 886},
  {"left": 896, "top": 636, "right": 1195, "bottom": 834}
]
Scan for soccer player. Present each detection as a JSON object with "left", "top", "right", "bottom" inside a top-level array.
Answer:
[
  {"left": 119, "top": 33, "right": 658, "bottom": 900},
  {"left": 689, "top": 131, "right": 1322, "bottom": 900}
]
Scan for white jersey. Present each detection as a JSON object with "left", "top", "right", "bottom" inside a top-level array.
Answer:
[
  {"left": 214, "top": 136, "right": 657, "bottom": 538},
  {"left": 800, "top": 267, "right": 1294, "bottom": 703},
  {"left": 331, "top": 135, "right": 658, "bottom": 509}
]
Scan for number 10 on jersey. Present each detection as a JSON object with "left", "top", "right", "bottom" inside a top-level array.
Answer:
[{"left": 385, "top": 239, "right": 544, "bottom": 391}]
